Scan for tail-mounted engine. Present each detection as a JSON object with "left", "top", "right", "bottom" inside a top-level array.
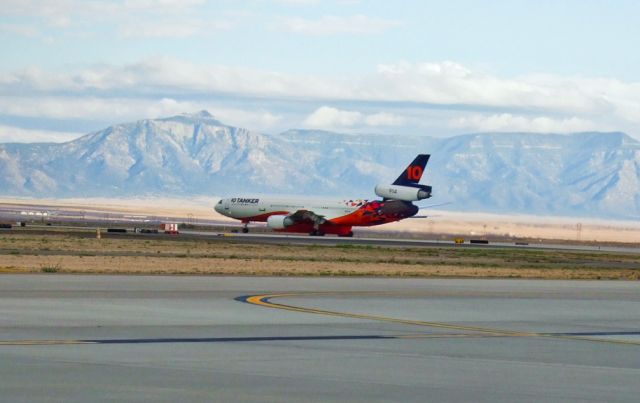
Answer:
[{"left": 374, "top": 184, "right": 432, "bottom": 201}]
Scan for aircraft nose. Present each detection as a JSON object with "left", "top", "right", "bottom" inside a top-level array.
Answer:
[{"left": 214, "top": 200, "right": 223, "bottom": 214}]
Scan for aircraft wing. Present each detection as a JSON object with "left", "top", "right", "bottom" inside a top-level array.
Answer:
[{"left": 287, "top": 209, "right": 328, "bottom": 225}]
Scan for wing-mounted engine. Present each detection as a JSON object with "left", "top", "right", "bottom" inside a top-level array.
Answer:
[
  {"left": 374, "top": 184, "right": 432, "bottom": 201},
  {"left": 266, "top": 215, "right": 295, "bottom": 229},
  {"left": 266, "top": 210, "right": 327, "bottom": 230}
]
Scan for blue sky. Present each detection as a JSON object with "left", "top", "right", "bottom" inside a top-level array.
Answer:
[{"left": 1, "top": 0, "right": 639, "bottom": 142}]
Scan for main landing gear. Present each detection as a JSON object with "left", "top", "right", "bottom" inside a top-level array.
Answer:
[
  {"left": 309, "top": 220, "right": 325, "bottom": 236},
  {"left": 242, "top": 222, "right": 249, "bottom": 233}
]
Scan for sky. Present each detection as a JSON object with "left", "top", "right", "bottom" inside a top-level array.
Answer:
[{"left": 1, "top": 0, "right": 640, "bottom": 142}]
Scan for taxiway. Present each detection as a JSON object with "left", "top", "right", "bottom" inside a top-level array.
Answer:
[{"left": 1, "top": 275, "right": 639, "bottom": 402}]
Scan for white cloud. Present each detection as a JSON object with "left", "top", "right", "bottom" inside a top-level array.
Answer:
[
  {"left": 1, "top": 0, "right": 226, "bottom": 39},
  {"left": 273, "top": 0, "right": 322, "bottom": 4},
  {"left": 0, "top": 125, "right": 82, "bottom": 143},
  {"left": 2, "top": 1, "right": 112, "bottom": 29},
  {"left": 3, "top": 0, "right": 206, "bottom": 18},
  {"left": 277, "top": 14, "right": 401, "bottom": 35},
  {"left": 361, "top": 61, "right": 607, "bottom": 115},
  {"left": 212, "top": 109, "right": 283, "bottom": 131},
  {"left": 116, "top": 16, "right": 235, "bottom": 39},
  {"left": 0, "top": 23, "right": 39, "bottom": 37},
  {"left": 364, "top": 112, "right": 405, "bottom": 127},
  {"left": 0, "top": 95, "right": 283, "bottom": 134},
  {"left": 268, "top": 0, "right": 363, "bottom": 4},
  {"left": 450, "top": 113, "right": 600, "bottom": 133},
  {"left": 1, "top": 59, "right": 639, "bottom": 137},
  {"left": 303, "top": 106, "right": 406, "bottom": 129},
  {"left": 304, "top": 106, "right": 362, "bottom": 128},
  {"left": 0, "top": 96, "right": 201, "bottom": 121},
  {"left": 4, "top": 58, "right": 639, "bottom": 127},
  {"left": 118, "top": 21, "right": 202, "bottom": 38},
  {"left": 0, "top": 57, "right": 352, "bottom": 99},
  {"left": 122, "top": 0, "right": 205, "bottom": 10}
]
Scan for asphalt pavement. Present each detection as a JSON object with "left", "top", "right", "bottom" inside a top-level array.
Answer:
[{"left": 1, "top": 275, "right": 639, "bottom": 402}]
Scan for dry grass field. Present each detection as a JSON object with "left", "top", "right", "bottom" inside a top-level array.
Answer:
[{"left": 0, "top": 231, "right": 638, "bottom": 280}]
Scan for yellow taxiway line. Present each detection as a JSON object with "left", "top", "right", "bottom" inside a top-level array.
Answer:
[
  {"left": 243, "top": 292, "right": 640, "bottom": 346},
  {"left": 245, "top": 293, "right": 535, "bottom": 337},
  {"left": 1, "top": 292, "right": 637, "bottom": 347}
]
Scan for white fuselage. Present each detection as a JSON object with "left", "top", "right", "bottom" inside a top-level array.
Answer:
[{"left": 214, "top": 197, "right": 367, "bottom": 221}]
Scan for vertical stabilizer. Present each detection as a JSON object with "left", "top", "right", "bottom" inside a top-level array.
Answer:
[{"left": 392, "top": 154, "right": 430, "bottom": 186}]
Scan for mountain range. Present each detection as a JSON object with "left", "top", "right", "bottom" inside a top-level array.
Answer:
[{"left": 1, "top": 111, "right": 639, "bottom": 219}]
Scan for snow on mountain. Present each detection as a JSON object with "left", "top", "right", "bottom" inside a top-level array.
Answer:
[{"left": 1, "top": 111, "right": 638, "bottom": 219}]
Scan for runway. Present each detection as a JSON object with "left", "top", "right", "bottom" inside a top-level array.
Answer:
[
  {"left": 181, "top": 230, "right": 640, "bottom": 253},
  {"left": 3, "top": 199, "right": 640, "bottom": 254},
  {"left": 1, "top": 275, "right": 639, "bottom": 402}
]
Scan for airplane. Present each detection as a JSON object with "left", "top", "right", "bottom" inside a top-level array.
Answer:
[{"left": 214, "top": 154, "right": 432, "bottom": 237}]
